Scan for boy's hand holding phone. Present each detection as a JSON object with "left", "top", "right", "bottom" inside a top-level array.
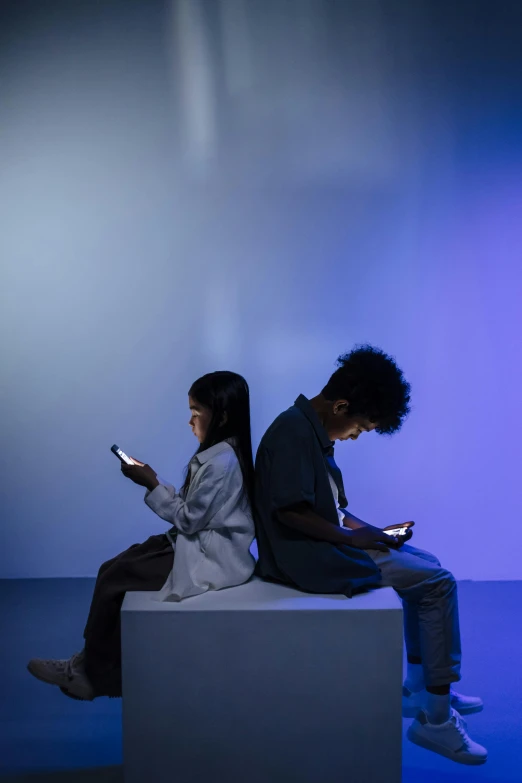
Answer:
[
  {"left": 382, "top": 521, "right": 414, "bottom": 546},
  {"left": 349, "top": 526, "right": 400, "bottom": 552}
]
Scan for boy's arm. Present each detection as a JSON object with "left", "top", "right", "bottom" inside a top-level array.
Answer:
[
  {"left": 277, "top": 503, "right": 395, "bottom": 551},
  {"left": 340, "top": 510, "right": 369, "bottom": 529},
  {"left": 342, "top": 510, "right": 414, "bottom": 544}
]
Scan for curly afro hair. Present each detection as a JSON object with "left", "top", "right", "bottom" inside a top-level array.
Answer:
[{"left": 321, "top": 345, "right": 411, "bottom": 435}]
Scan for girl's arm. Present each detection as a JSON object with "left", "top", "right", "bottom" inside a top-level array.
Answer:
[{"left": 144, "top": 458, "right": 233, "bottom": 535}]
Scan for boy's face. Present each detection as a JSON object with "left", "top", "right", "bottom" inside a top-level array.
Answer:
[{"left": 326, "top": 401, "right": 377, "bottom": 442}]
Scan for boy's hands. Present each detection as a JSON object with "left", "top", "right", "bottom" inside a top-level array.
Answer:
[
  {"left": 382, "top": 521, "right": 414, "bottom": 545},
  {"left": 349, "top": 525, "right": 399, "bottom": 552},
  {"left": 121, "top": 459, "right": 159, "bottom": 492}
]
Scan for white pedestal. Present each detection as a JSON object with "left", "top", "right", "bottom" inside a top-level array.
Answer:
[{"left": 121, "top": 577, "right": 403, "bottom": 783}]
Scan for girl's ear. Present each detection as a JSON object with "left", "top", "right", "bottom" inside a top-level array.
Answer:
[{"left": 220, "top": 411, "right": 228, "bottom": 427}]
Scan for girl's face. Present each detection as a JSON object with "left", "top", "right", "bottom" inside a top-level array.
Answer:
[{"left": 188, "top": 395, "right": 213, "bottom": 443}]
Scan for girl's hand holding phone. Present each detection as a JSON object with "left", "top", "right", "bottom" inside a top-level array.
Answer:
[{"left": 121, "top": 459, "right": 159, "bottom": 492}]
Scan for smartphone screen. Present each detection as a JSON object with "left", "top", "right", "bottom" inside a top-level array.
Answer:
[
  {"left": 111, "top": 444, "right": 134, "bottom": 465},
  {"left": 384, "top": 527, "right": 409, "bottom": 537}
]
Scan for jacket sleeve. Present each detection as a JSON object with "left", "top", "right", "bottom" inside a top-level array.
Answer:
[{"left": 143, "top": 456, "right": 234, "bottom": 535}]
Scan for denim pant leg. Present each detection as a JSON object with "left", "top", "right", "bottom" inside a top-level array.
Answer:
[
  {"left": 367, "top": 544, "right": 462, "bottom": 687},
  {"left": 399, "top": 546, "right": 442, "bottom": 661}
]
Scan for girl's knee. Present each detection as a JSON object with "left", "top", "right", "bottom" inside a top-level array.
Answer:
[
  {"left": 98, "top": 558, "right": 116, "bottom": 577},
  {"left": 438, "top": 568, "right": 457, "bottom": 590}
]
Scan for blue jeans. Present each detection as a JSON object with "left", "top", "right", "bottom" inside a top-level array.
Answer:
[{"left": 367, "top": 544, "right": 461, "bottom": 687}]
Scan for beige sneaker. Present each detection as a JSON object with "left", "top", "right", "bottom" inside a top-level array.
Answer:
[{"left": 27, "top": 650, "right": 94, "bottom": 701}]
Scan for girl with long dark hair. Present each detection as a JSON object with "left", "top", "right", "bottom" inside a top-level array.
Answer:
[{"left": 28, "top": 371, "right": 256, "bottom": 701}]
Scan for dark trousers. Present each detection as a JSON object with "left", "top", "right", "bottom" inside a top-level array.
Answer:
[{"left": 83, "top": 534, "right": 174, "bottom": 696}]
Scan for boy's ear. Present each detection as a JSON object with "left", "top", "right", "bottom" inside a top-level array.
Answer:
[{"left": 333, "top": 400, "right": 350, "bottom": 415}]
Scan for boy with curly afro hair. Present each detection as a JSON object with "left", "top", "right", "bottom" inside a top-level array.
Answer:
[{"left": 254, "top": 344, "right": 486, "bottom": 766}]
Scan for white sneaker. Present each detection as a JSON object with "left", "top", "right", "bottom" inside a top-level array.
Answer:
[
  {"left": 402, "top": 686, "right": 484, "bottom": 717},
  {"left": 407, "top": 708, "right": 487, "bottom": 765},
  {"left": 27, "top": 650, "right": 94, "bottom": 701},
  {"left": 450, "top": 689, "right": 484, "bottom": 715}
]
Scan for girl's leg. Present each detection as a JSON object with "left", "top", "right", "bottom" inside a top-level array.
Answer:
[
  {"left": 83, "top": 541, "right": 145, "bottom": 637},
  {"left": 83, "top": 534, "right": 174, "bottom": 696},
  {"left": 28, "top": 536, "right": 174, "bottom": 700}
]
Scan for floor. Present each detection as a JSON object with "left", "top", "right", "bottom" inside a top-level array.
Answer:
[{"left": 0, "top": 579, "right": 521, "bottom": 783}]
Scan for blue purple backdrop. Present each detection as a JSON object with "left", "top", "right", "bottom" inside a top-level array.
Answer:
[{"left": 1, "top": 0, "right": 521, "bottom": 579}]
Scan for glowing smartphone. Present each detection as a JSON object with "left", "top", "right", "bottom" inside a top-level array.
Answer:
[
  {"left": 111, "top": 444, "right": 135, "bottom": 465},
  {"left": 384, "top": 526, "right": 410, "bottom": 537}
]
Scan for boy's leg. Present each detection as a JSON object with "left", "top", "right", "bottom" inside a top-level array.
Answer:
[
  {"left": 379, "top": 543, "right": 482, "bottom": 713},
  {"left": 397, "top": 545, "right": 442, "bottom": 686},
  {"left": 368, "top": 544, "right": 461, "bottom": 688},
  {"left": 366, "top": 545, "right": 487, "bottom": 765}
]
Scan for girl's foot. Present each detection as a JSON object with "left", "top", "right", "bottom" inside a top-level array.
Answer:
[{"left": 27, "top": 650, "right": 95, "bottom": 701}]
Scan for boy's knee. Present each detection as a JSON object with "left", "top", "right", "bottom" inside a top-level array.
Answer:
[{"left": 407, "top": 546, "right": 442, "bottom": 567}]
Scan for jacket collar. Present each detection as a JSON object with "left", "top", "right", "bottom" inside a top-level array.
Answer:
[
  {"left": 294, "top": 394, "right": 333, "bottom": 451},
  {"left": 193, "top": 439, "right": 234, "bottom": 465}
]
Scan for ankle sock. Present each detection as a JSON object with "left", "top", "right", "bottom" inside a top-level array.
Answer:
[
  {"left": 404, "top": 662, "right": 424, "bottom": 693},
  {"left": 425, "top": 691, "right": 451, "bottom": 724}
]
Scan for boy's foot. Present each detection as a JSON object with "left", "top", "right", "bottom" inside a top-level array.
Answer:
[
  {"left": 407, "top": 708, "right": 487, "bottom": 765},
  {"left": 27, "top": 650, "right": 95, "bottom": 701},
  {"left": 402, "top": 686, "right": 483, "bottom": 717}
]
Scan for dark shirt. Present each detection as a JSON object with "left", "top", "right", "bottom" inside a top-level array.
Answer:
[{"left": 254, "top": 395, "right": 381, "bottom": 597}]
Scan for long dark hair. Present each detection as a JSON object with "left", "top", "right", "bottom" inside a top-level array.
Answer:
[{"left": 182, "top": 371, "right": 255, "bottom": 510}]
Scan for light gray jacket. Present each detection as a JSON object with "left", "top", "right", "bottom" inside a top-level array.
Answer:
[{"left": 144, "top": 441, "right": 255, "bottom": 601}]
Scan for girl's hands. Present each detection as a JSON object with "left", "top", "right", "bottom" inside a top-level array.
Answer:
[{"left": 121, "top": 458, "right": 159, "bottom": 492}]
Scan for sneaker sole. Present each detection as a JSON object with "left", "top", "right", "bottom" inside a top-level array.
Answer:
[
  {"left": 59, "top": 686, "right": 96, "bottom": 702},
  {"left": 407, "top": 726, "right": 487, "bottom": 765},
  {"left": 60, "top": 687, "right": 120, "bottom": 701},
  {"left": 402, "top": 701, "right": 484, "bottom": 718}
]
